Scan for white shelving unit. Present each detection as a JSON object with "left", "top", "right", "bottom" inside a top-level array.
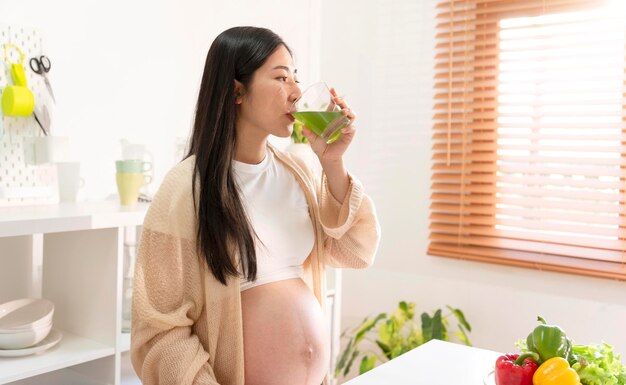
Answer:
[
  {"left": 0, "top": 201, "right": 148, "bottom": 385},
  {"left": 0, "top": 200, "right": 343, "bottom": 384}
]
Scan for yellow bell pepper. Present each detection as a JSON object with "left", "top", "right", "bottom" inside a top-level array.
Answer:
[{"left": 533, "top": 357, "right": 581, "bottom": 385}]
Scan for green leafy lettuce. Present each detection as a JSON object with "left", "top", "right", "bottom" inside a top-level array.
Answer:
[{"left": 570, "top": 343, "right": 626, "bottom": 385}]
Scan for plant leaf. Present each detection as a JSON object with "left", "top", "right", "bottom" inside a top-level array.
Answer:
[
  {"left": 378, "top": 319, "right": 393, "bottom": 345},
  {"left": 375, "top": 340, "right": 391, "bottom": 357},
  {"left": 406, "top": 302, "right": 416, "bottom": 320},
  {"left": 456, "top": 323, "right": 472, "bottom": 346},
  {"left": 355, "top": 313, "right": 386, "bottom": 345},
  {"left": 359, "top": 355, "right": 377, "bottom": 375},
  {"left": 344, "top": 349, "right": 360, "bottom": 377},
  {"left": 383, "top": 320, "right": 401, "bottom": 360},
  {"left": 335, "top": 338, "right": 354, "bottom": 375},
  {"left": 396, "top": 301, "right": 415, "bottom": 322},
  {"left": 390, "top": 344, "right": 403, "bottom": 359},
  {"left": 421, "top": 312, "right": 433, "bottom": 342},
  {"left": 290, "top": 121, "right": 309, "bottom": 144},
  {"left": 447, "top": 306, "right": 472, "bottom": 332},
  {"left": 431, "top": 309, "right": 444, "bottom": 340},
  {"left": 407, "top": 334, "right": 421, "bottom": 350}
]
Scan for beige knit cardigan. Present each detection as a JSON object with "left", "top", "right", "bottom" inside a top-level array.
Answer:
[{"left": 131, "top": 145, "right": 381, "bottom": 385}]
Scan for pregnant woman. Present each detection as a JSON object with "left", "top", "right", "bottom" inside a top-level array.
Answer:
[{"left": 131, "top": 26, "right": 381, "bottom": 385}]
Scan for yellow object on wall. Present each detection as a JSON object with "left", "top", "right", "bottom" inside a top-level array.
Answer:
[{"left": 1, "top": 44, "right": 34, "bottom": 117}]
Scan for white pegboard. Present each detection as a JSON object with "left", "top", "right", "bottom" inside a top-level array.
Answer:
[{"left": 0, "top": 23, "right": 57, "bottom": 207}]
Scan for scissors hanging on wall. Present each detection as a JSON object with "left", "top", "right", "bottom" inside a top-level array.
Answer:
[{"left": 29, "top": 55, "right": 56, "bottom": 103}]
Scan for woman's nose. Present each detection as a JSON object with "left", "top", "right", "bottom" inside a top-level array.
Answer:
[{"left": 290, "top": 84, "right": 302, "bottom": 103}]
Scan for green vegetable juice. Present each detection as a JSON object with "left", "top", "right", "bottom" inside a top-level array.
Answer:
[{"left": 291, "top": 111, "right": 345, "bottom": 143}]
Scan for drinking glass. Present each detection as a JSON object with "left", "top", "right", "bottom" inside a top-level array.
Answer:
[{"left": 291, "top": 82, "right": 351, "bottom": 144}]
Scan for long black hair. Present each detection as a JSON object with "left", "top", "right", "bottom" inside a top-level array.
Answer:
[{"left": 185, "top": 26, "right": 291, "bottom": 285}]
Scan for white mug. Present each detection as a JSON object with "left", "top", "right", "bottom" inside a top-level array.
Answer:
[{"left": 56, "top": 162, "right": 85, "bottom": 202}]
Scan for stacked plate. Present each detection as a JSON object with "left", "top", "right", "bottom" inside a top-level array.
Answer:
[{"left": 0, "top": 298, "right": 61, "bottom": 356}]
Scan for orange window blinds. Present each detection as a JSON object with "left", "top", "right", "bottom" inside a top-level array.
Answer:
[{"left": 430, "top": 0, "right": 626, "bottom": 279}]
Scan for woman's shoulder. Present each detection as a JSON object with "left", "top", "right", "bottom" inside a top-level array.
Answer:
[
  {"left": 168, "top": 155, "right": 196, "bottom": 183},
  {"left": 143, "top": 156, "right": 197, "bottom": 240},
  {"left": 155, "top": 156, "right": 196, "bottom": 202}
]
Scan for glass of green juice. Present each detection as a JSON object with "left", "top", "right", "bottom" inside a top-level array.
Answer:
[{"left": 291, "top": 82, "right": 351, "bottom": 144}]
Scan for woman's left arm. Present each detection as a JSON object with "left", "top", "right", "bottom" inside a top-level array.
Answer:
[
  {"left": 318, "top": 170, "right": 381, "bottom": 268},
  {"left": 320, "top": 159, "right": 349, "bottom": 203},
  {"left": 301, "top": 88, "right": 381, "bottom": 268}
]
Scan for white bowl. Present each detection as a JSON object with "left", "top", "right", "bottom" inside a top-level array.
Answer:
[
  {"left": 0, "top": 322, "right": 52, "bottom": 349},
  {"left": 0, "top": 318, "right": 52, "bottom": 334},
  {"left": 0, "top": 298, "right": 54, "bottom": 331}
]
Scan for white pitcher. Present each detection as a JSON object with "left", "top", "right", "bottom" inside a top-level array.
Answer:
[{"left": 120, "top": 139, "right": 153, "bottom": 163}]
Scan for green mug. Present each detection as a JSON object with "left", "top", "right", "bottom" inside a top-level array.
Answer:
[{"left": 115, "top": 159, "right": 152, "bottom": 173}]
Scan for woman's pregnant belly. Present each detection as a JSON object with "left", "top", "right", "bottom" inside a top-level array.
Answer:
[{"left": 241, "top": 278, "right": 330, "bottom": 385}]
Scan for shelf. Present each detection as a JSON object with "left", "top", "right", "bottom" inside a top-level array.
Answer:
[
  {"left": 7, "top": 367, "right": 107, "bottom": 385},
  {"left": 120, "top": 351, "right": 141, "bottom": 385},
  {"left": 119, "top": 332, "right": 131, "bottom": 353},
  {"left": 0, "top": 330, "right": 115, "bottom": 384},
  {"left": 0, "top": 201, "right": 149, "bottom": 237},
  {"left": 0, "top": 198, "right": 149, "bottom": 383}
]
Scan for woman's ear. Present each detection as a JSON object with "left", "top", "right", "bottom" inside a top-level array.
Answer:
[{"left": 234, "top": 80, "right": 244, "bottom": 105}]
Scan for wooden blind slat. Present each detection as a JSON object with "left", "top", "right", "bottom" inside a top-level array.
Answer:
[
  {"left": 431, "top": 193, "right": 626, "bottom": 213},
  {"left": 429, "top": 235, "right": 626, "bottom": 263},
  {"left": 431, "top": 211, "right": 626, "bottom": 227},
  {"left": 428, "top": 243, "right": 626, "bottom": 281},
  {"left": 430, "top": 223, "right": 626, "bottom": 250},
  {"left": 431, "top": 203, "right": 626, "bottom": 221},
  {"left": 433, "top": 163, "right": 624, "bottom": 178},
  {"left": 431, "top": 215, "right": 625, "bottom": 238},
  {"left": 431, "top": 173, "right": 623, "bottom": 189},
  {"left": 436, "top": 1, "right": 606, "bottom": 29}
]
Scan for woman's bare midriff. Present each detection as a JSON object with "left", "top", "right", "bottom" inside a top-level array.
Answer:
[{"left": 241, "top": 278, "right": 330, "bottom": 385}]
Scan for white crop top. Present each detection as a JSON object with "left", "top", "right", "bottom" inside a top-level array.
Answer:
[{"left": 233, "top": 148, "right": 315, "bottom": 291}]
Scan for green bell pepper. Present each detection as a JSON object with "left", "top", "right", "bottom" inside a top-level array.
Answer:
[{"left": 526, "top": 316, "right": 572, "bottom": 364}]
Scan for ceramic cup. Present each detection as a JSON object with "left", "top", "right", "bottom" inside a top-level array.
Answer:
[
  {"left": 116, "top": 172, "right": 152, "bottom": 206},
  {"left": 115, "top": 159, "right": 152, "bottom": 174},
  {"left": 56, "top": 162, "right": 85, "bottom": 202}
]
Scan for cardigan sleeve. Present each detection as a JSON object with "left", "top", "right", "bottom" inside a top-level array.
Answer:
[
  {"left": 130, "top": 165, "right": 220, "bottom": 385},
  {"left": 318, "top": 172, "right": 381, "bottom": 269}
]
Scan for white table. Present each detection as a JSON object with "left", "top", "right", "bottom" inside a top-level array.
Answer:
[{"left": 343, "top": 339, "right": 502, "bottom": 385}]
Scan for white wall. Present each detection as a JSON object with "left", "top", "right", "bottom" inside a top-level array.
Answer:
[
  {"left": 0, "top": 0, "right": 320, "bottom": 199},
  {"left": 320, "top": 0, "right": 626, "bottom": 379}
]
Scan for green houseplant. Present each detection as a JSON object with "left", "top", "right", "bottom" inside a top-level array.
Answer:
[
  {"left": 286, "top": 120, "right": 322, "bottom": 176},
  {"left": 335, "top": 302, "right": 472, "bottom": 379},
  {"left": 291, "top": 121, "right": 308, "bottom": 144}
]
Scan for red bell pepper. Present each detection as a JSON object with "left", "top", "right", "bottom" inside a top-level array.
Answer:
[{"left": 495, "top": 352, "right": 540, "bottom": 385}]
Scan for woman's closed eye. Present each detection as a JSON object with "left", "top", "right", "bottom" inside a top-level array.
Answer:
[{"left": 277, "top": 76, "right": 300, "bottom": 84}]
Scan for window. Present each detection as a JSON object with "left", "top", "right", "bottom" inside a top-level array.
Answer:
[{"left": 430, "top": 0, "right": 626, "bottom": 279}]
